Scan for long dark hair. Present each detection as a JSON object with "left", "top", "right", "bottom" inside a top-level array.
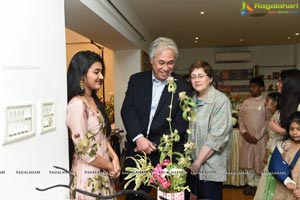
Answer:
[
  {"left": 279, "top": 69, "right": 300, "bottom": 129},
  {"left": 67, "top": 51, "right": 111, "bottom": 168}
]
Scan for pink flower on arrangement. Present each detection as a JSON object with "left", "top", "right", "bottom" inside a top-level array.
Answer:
[
  {"left": 151, "top": 164, "right": 163, "bottom": 183},
  {"left": 150, "top": 176, "right": 156, "bottom": 184},
  {"left": 155, "top": 173, "right": 170, "bottom": 189},
  {"left": 151, "top": 163, "right": 171, "bottom": 189},
  {"left": 152, "top": 163, "right": 163, "bottom": 176},
  {"left": 160, "top": 179, "right": 170, "bottom": 189},
  {"left": 162, "top": 159, "right": 170, "bottom": 167}
]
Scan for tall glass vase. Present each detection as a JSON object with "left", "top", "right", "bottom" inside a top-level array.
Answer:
[{"left": 157, "top": 189, "right": 184, "bottom": 200}]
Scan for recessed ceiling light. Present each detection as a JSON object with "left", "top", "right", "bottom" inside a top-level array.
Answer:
[
  {"left": 200, "top": 11, "right": 205, "bottom": 15},
  {"left": 194, "top": 40, "right": 198, "bottom": 43},
  {"left": 288, "top": 36, "right": 291, "bottom": 40},
  {"left": 195, "top": 37, "right": 199, "bottom": 40},
  {"left": 240, "top": 39, "right": 244, "bottom": 42},
  {"left": 295, "top": 33, "right": 300, "bottom": 36}
]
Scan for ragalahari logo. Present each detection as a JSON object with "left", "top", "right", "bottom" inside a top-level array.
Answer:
[
  {"left": 240, "top": 2, "right": 254, "bottom": 15},
  {"left": 240, "top": 2, "right": 299, "bottom": 15}
]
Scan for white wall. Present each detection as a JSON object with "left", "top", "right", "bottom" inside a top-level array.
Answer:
[
  {"left": 80, "top": 0, "right": 150, "bottom": 51},
  {"left": 110, "top": 0, "right": 153, "bottom": 46},
  {"left": 113, "top": 50, "right": 141, "bottom": 132},
  {"left": 0, "top": 0, "right": 69, "bottom": 199},
  {"left": 251, "top": 45, "right": 295, "bottom": 66},
  {"left": 295, "top": 44, "right": 300, "bottom": 68},
  {"left": 175, "top": 44, "right": 299, "bottom": 74}
]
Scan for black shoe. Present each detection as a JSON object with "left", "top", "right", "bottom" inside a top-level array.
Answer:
[
  {"left": 243, "top": 185, "right": 252, "bottom": 195},
  {"left": 250, "top": 186, "right": 257, "bottom": 196}
]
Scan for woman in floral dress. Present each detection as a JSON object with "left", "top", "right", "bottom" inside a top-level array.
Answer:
[{"left": 67, "top": 51, "right": 120, "bottom": 200}]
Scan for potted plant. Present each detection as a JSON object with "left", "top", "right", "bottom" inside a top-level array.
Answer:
[{"left": 123, "top": 77, "right": 196, "bottom": 199}]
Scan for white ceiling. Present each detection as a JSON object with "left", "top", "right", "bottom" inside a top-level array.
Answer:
[{"left": 65, "top": 0, "right": 300, "bottom": 50}]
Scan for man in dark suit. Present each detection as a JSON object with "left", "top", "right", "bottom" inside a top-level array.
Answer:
[{"left": 121, "top": 37, "right": 191, "bottom": 200}]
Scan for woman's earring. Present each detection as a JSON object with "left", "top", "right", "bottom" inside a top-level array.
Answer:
[{"left": 79, "top": 81, "right": 85, "bottom": 95}]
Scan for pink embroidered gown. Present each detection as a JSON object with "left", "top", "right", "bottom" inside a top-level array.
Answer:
[{"left": 67, "top": 97, "right": 115, "bottom": 200}]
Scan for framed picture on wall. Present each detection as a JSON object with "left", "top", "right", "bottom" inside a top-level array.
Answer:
[{"left": 141, "top": 50, "right": 152, "bottom": 72}]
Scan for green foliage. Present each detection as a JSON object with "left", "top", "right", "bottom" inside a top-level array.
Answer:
[
  {"left": 105, "top": 94, "right": 114, "bottom": 124},
  {"left": 124, "top": 153, "right": 154, "bottom": 190}
]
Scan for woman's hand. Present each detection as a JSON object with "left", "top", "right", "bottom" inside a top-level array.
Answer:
[
  {"left": 112, "top": 157, "right": 121, "bottom": 177},
  {"left": 293, "top": 187, "right": 300, "bottom": 198},
  {"left": 108, "top": 161, "right": 120, "bottom": 178},
  {"left": 286, "top": 182, "right": 297, "bottom": 190},
  {"left": 190, "top": 159, "right": 201, "bottom": 175},
  {"left": 106, "top": 140, "right": 121, "bottom": 178},
  {"left": 190, "top": 146, "right": 214, "bottom": 175},
  {"left": 269, "top": 119, "right": 285, "bottom": 134},
  {"left": 112, "top": 157, "right": 120, "bottom": 171}
]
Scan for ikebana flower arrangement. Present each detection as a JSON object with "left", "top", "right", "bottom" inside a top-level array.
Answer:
[
  {"left": 231, "top": 94, "right": 242, "bottom": 109},
  {"left": 222, "top": 91, "right": 243, "bottom": 127},
  {"left": 105, "top": 94, "right": 115, "bottom": 123},
  {"left": 124, "top": 77, "right": 196, "bottom": 194}
]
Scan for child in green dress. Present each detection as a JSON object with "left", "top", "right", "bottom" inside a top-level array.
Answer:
[{"left": 254, "top": 92, "right": 282, "bottom": 199}]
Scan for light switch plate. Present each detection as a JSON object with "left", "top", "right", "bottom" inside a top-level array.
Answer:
[
  {"left": 4, "top": 103, "right": 35, "bottom": 145},
  {"left": 39, "top": 99, "right": 56, "bottom": 134}
]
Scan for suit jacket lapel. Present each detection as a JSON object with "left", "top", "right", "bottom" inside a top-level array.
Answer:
[{"left": 144, "top": 72, "right": 153, "bottom": 114}]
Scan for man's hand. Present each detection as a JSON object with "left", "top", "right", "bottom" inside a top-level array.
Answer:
[
  {"left": 251, "top": 136, "right": 258, "bottom": 144},
  {"left": 134, "top": 137, "right": 156, "bottom": 154}
]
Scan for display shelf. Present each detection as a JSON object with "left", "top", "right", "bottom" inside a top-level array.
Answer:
[
  {"left": 215, "top": 78, "right": 252, "bottom": 81},
  {"left": 213, "top": 68, "right": 254, "bottom": 92},
  {"left": 254, "top": 65, "right": 296, "bottom": 92},
  {"left": 213, "top": 69, "right": 253, "bottom": 80},
  {"left": 256, "top": 65, "right": 296, "bottom": 69},
  {"left": 254, "top": 65, "right": 296, "bottom": 78}
]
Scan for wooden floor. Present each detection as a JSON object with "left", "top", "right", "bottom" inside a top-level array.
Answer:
[
  {"left": 116, "top": 186, "right": 254, "bottom": 200},
  {"left": 222, "top": 187, "right": 254, "bottom": 200}
]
